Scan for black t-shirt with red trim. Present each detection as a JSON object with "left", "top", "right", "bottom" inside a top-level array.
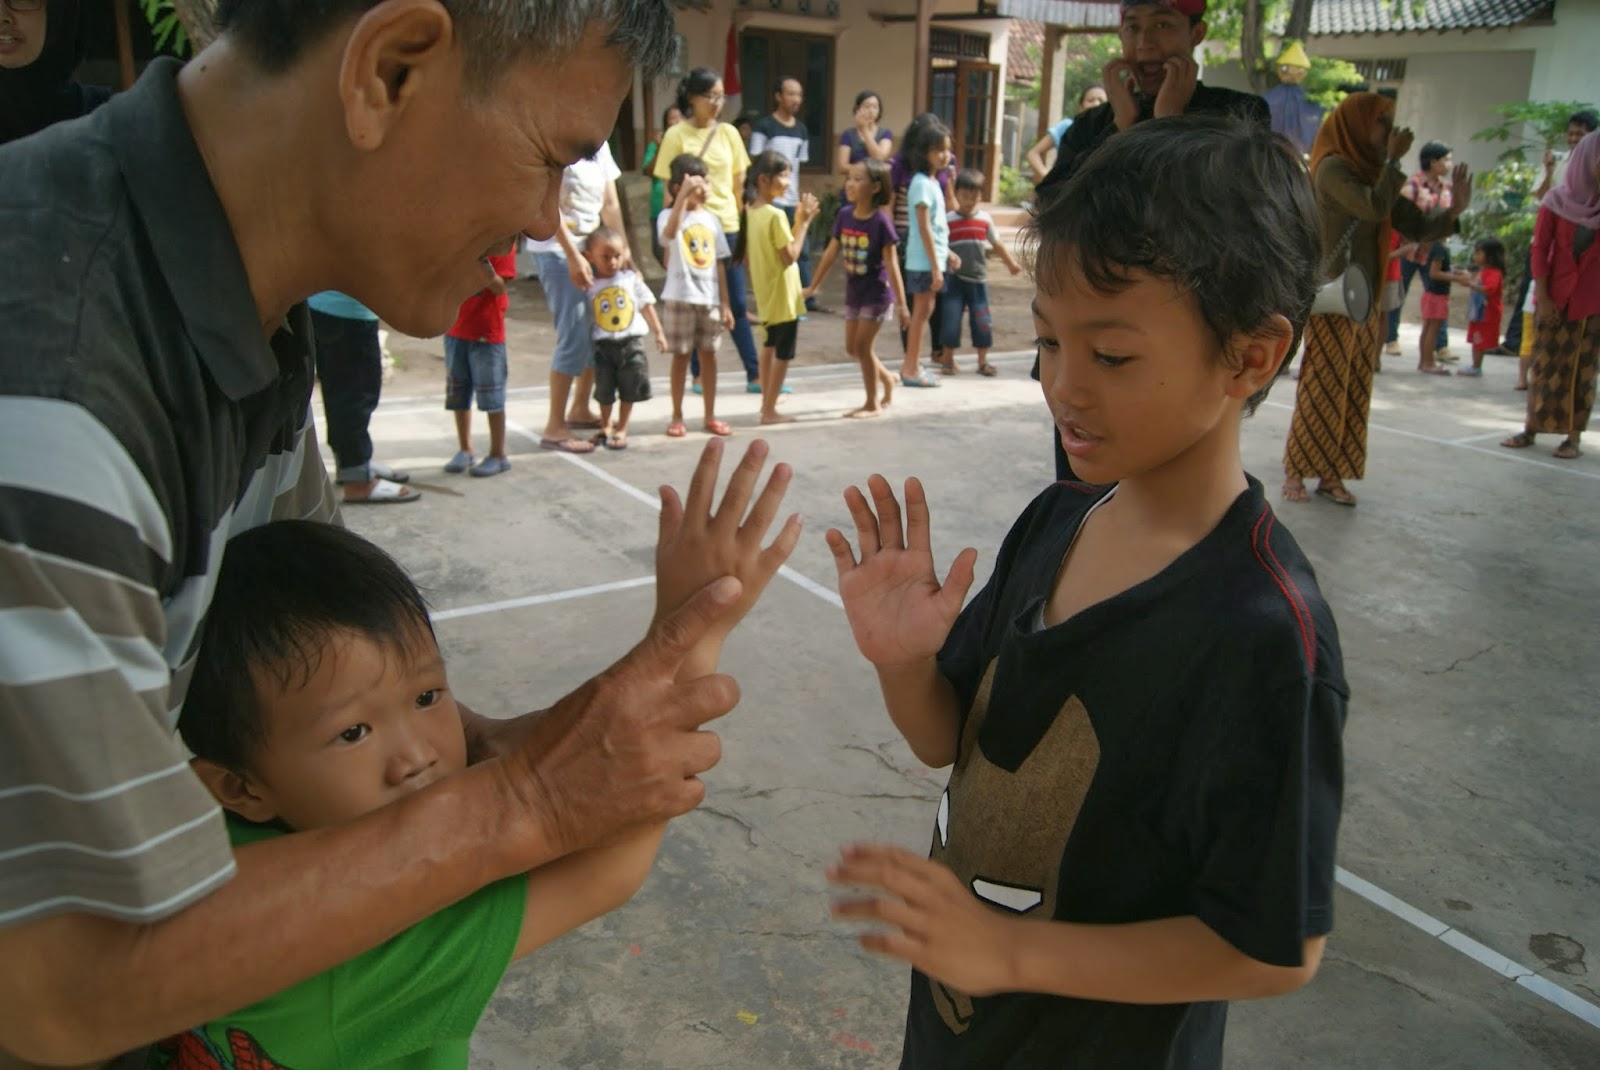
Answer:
[{"left": 903, "top": 477, "right": 1347, "bottom": 1069}]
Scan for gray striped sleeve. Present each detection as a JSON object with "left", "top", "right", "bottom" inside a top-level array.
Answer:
[{"left": 0, "top": 401, "right": 235, "bottom": 927}]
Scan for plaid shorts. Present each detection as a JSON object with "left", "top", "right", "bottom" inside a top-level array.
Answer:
[{"left": 662, "top": 300, "right": 723, "bottom": 356}]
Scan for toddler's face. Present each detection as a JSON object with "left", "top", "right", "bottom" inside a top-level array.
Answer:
[
  {"left": 955, "top": 188, "right": 982, "bottom": 215},
  {"left": 585, "top": 236, "right": 628, "bottom": 278},
  {"left": 237, "top": 628, "right": 467, "bottom": 831}
]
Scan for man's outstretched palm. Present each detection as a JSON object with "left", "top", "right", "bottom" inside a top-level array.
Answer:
[{"left": 826, "top": 475, "right": 978, "bottom": 669}]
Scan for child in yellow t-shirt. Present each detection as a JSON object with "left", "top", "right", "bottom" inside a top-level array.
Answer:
[{"left": 739, "top": 150, "right": 818, "bottom": 424}]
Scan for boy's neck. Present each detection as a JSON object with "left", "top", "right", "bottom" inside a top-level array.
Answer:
[{"left": 1101, "top": 419, "right": 1251, "bottom": 545}]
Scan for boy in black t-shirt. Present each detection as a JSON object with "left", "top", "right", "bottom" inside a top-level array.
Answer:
[{"left": 826, "top": 116, "right": 1347, "bottom": 1069}]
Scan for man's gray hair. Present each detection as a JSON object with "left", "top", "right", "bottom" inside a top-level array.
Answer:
[{"left": 215, "top": 0, "right": 678, "bottom": 86}]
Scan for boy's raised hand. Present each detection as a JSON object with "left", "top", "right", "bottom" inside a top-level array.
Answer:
[
  {"left": 655, "top": 439, "right": 803, "bottom": 677},
  {"left": 826, "top": 476, "right": 977, "bottom": 669}
]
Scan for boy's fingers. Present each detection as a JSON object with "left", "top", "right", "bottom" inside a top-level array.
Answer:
[
  {"left": 903, "top": 477, "right": 932, "bottom": 553},
  {"left": 682, "top": 437, "right": 726, "bottom": 522},
  {"left": 636, "top": 576, "right": 743, "bottom": 671},
  {"left": 758, "top": 513, "right": 805, "bottom": 574},
  {"left": 716, "top": 439, "right": 773, "bottom": 531},
  {"left": 868, "top": 474, "right": 905, "bottom": 551},
  {"left": 658, "top": 485, "right": 685, "bottom": 544},
  {"left": 940, "top": 547, "right": 980, "bottom": 611},
  {"left": 825, "top": 528, "right": 858, "bottom": 576},
  {"left": 842, "top": 485, "right": 881, "bottom": 557},
  {"left": 738, "top": 462, "right": 793, "bottom": 546}
]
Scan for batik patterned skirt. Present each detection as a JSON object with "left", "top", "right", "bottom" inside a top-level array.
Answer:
[
  {"left": 1526, "top": 313, "right": 1600, "bottom": 436},
  {"left": 1284, "top": 307, "right": 1382, "bottom": 480}
]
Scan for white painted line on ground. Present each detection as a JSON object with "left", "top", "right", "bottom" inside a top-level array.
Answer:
[
  {"left": 1450, "top": 429, "right": 1518, "bottom": 445},
  {"left": 431, "top": 576, "right": 655, "bottom": 623},
  {"left": 1335, "top": 867, "right": 1600, "bottom": 1029}
]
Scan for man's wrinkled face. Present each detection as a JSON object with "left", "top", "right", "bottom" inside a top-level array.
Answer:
[{"left": 351, "top": 25, "right": 632, "bottom": 337}]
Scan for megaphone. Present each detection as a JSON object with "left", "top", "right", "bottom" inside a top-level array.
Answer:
[{"left": 1311, "top": 262, "right": 1372, "bottom": 322}]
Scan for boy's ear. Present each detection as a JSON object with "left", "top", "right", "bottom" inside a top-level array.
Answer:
[
  {"left": 190, "top": 758, "right": 280, "bottom": 825},
  {"left": 1225, "top": 313, "right": 1295, "bottom": 399}
]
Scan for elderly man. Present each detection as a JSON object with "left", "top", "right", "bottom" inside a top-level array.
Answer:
[{"left": 0, "top": 3, "right": 744, "bottom": 1065}]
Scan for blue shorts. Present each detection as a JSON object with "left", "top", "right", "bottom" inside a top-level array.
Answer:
[
  {"left": 903, "top": 270, "right": 936, "bottom": 295},
  {"left": 444, "top": 337, "right": 508, "bottom": 412}
]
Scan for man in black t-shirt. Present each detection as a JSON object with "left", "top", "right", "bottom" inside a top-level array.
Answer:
[
  {"left": 749, "top": 77, "right": 817, "bottom": 309},
  {"left": 828, "top": 117, "right": 1345, "bottom": 1070},
  {"left": 1035, "top": 0, "right": 1270, "bottom": 483}
]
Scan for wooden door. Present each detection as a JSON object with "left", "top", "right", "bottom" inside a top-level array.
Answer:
[{"left": 929, "top": 60, "right": 1000, "bottom": 196}]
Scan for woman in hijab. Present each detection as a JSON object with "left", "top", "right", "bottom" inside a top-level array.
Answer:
[
  {"left": 1502, "top": 130, "right": 1600, "bottom": 459},
  {"left": 1282, "top": 92, "right": 1469, "bottom": 506},
  {"left": 0, "top": 0, "right": 110, "bottom": 146}
]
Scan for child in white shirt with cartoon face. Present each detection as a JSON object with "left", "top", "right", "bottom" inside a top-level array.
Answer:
[{"left": 583, "top": 227, "right": 668, "bottom": 450}]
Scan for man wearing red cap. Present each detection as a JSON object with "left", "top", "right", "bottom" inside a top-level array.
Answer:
[{"left": 1036, "top": 0, "right": 1269, "bottom": 199}]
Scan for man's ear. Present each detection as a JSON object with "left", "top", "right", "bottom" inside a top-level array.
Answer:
[
  {"left": 338, "top": 0, "right": 456, "bottom": 152},
  {"left": 1226, "top": 313, "right": 1295, "bottom": 398},
  {"left": 190, "top": 758, "right": 280, "bottom": 825},
  {"left": 1191, "top": 19, "right": 1208, "bottom": 49}
]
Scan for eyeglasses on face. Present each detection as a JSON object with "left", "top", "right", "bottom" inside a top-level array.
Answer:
[{"left": 3, "top": 0, "right": 45, "bottom": 14}]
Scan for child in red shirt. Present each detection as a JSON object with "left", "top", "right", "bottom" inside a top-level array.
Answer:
[
  {"left": 1458, "top": 237, "right": 1505, "bottom": 378},
  {"left": 443, "top": 251, "right": 518, "bottom": 476}
]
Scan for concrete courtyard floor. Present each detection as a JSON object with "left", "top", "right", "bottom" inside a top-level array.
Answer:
[{"left": 337, "top": 324, "right": 1599, "bottom": 1068}]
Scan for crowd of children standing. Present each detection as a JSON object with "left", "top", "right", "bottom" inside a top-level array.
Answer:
[{"left": 426, "top": 71, "right": 1027, "bottom": 463}]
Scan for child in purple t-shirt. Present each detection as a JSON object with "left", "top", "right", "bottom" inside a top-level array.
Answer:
[{"left": 806, "top": 159, "right": 909, "bottom": 417}]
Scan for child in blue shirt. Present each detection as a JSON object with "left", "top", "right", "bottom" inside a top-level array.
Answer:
[{"left": 900, "top": 116, "right": 956, "bottom": 388}]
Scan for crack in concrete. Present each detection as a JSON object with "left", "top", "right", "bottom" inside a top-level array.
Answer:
[
  {"left": 726, "top": 784, "right": 939, "bottom": 804},
  {"left": 697, "top": 805, "right": 758, "bottom": 849},
  {"left": 1421, "top": 643, "right": 1498, "bottom": 676},
  {"left": 1447, "top": 778, "right": 1511, "bottom": 805},
  {"left": 1326, "top": 952, "right": 1439, "bottom": 1005},
  {"left": 838, "top": 742, "right": 943, "bottom": 788}
]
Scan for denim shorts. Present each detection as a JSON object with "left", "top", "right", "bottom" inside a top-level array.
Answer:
[
  {"left": 444, "top": 337, "right": 508, "bottom": 412},
  {"left": 903, "top": 270, "right": 936, "bottom": 295},
  {"left": 536, "top": 251, "right": 595, "bottom": 376}
]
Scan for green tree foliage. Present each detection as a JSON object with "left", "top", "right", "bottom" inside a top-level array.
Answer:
[
  {"left": 140, "top": 0, "right": 190, "bottom": 57},
  {"left": 1472, "top": 100, "right": 1599, "bottom": 164}
]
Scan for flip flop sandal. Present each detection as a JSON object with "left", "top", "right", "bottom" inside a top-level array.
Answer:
[
  {"left": 666, "top": 422, "right": 688, "bottom": 438},
  {"left": 604, "top": 434, "right": 629, "bottom": 451},
  {"left": 566, "top": 418, "right": 603, "bottom": 430},
  {"left": 540, "top": 436, "right": 596, "bottom": 454},
  {"left": 1500, "top": 432, "right": 1535, "bottom": 449},
  {"left": 1315, "top": 485, "right": 1357, "bottom": 507},
  {"left": 976, "top": 363, "right": 998, "bottom": 377},
  {"left": 703, "top": 420, "right": 732, "bottom": 437},
  {"left": 343, "top": 477, "right": 421, "bottom": 505},
  {"left": 900, "top": 372, "right": 941, "bottom": 388},
  {"left": 1553, "top": 441, "right": 1582, "bottom": 460}
]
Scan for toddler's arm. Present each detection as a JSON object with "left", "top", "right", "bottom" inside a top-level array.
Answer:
[
  {"left": 989, "top": 228, "right": 1023, "bottom": 276},
  {"left": 642, "top": 303, "right": 669, "bottom": 353}
]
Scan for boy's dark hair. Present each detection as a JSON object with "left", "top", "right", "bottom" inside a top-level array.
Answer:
[
  {"left": 1475, "top": 236, "right": 1507, "bottom": 272},
  {"left": 215, "top": 0, "right": 677, "bottom": 90},
  {"left": 861, "top": 158, "right": 892, "bottom": 208},
  {"left": 1419, "top": 141, "right": 1452, "bottom": 170},
  {"left": 955, "top": 168, "right": 985, "bottom": 193},
  {"left": 900, "top": 113, "right": 952, "bottom": 177},
  {"left": 1024, "top": 115, "right": 1320, "bottom": 416},
  {"left": 179, "top": 522, "right": 435, "bottom": 774},
  {"left": 668, "top": 152, "right": 709, "bottom": 196},
  {"left": 1571, "top": 110, "right": 1600, "bottom": 134}
]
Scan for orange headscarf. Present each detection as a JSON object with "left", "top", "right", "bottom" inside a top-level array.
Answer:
[{"left": 1310, "top": 92, "right": 1394, "bottom": 279}]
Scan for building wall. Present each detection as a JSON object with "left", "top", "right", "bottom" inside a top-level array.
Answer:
[{"left": 638, "top": 0, "right": 1013, "bottom": 196}]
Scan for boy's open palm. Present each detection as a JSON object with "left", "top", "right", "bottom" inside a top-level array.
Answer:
[
  {"left": 826, "top": 475, "right": 978, "bottom": 669},
  {"left": 655, "top": 439, "right": 803, "bottom": 652}
]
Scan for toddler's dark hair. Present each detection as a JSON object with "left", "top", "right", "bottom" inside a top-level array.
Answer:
[
  {"left": 179, "top": 522, "right": 435, "bottom": 774},
  {"left": 1474, "top": 236, "right": 1506, "bottom": 272},
  {"left": 860, "top": 158, "right": 892, "bottom": 207},
  {"left": 1025, "top": 115, "right": 1320, "bottom": 415},
  {"left": 1419, "top": 141, "right": 1452, "bottom": 170},
  {"left": 585, "top": 225, "right": 623, "bottom": 253},
  {"left": 955, "top": 168, "right": 985, "bottom": 193},
  {"left": 900, "top": 113, "right": 952, "bottom": 177},
  {"left": 668, "top": 152, "right": 709, "bottom": 196}
]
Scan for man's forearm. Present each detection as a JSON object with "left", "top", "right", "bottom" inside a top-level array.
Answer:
[{"left": 0, "top": 762, "right": 548, "bottom": 1065}]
